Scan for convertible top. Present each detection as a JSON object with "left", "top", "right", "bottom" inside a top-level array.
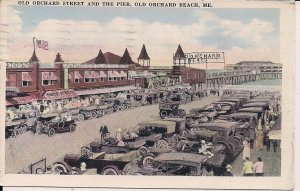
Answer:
[
  {"left": 138, "top": 120, "right": 176, "bottom": 134},
  {"left": 154, "top": 152, "right": 208, "bottom": 166}
]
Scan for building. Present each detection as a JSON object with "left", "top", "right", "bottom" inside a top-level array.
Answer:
[
  {"left": 6, "top": 44, "right": 207, "bottom": 105},
  {"left": 226, "top": 61, "right": 282, "bottom": 79}
]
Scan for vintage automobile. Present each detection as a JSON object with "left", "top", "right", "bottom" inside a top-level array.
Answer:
[
  {"left": 220, "top": 98, "right": 244, "bottom": 108},
  {"left": 242, "top": 102, "right": 270, "bottom": 111},
  {"left": 189, "top": 106, "right": 219, "bottom": 120},
  {"left": 237, "top": 106, "right": 265, "bottom": 118},
  {"left": 217, "top": 112, "right": 258, "bottom": 138},
  {"left": 183, "top": 121, "right": 244, "bottom": 162},
  {"left": 246, "top": 98, "right": 272, "bottom": 103},
  {"left": 130, "top": 119, "right": 185, "bottom": 149},
  {"left": 5, "top": 110, "right": 38, "bottom": 138},
  {"left": 168, "top": 92, "right": 190, "bottom": 104},
  {"left": 36, "top": 113, "right": 77, "bottom": 137},
  {"left": 185, "top": 113, "right": 209, "bottom": 129},
  {"left": 212, "top": 101, "right": 237, "bottom": 111},
  {"left": 124, "top": 152, "right": 215, "bottom": 176},
  {"left": 78, "top": 102, "right": 114, "bottom": 121},
  {"left": 52, "top": 150, "right": 140, "bottom": 175},
  {"left": 80, "top": 137, "right": 147, "bottom": 157},
  {"left": 159, "top": 102, "right": 186, "bottom": 119}
]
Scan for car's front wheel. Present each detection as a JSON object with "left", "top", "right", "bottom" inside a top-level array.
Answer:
[
  {"left": 48, "top": 128, "right": 55, "bottom": 137},
  {"left": 102, "top": 166, "right": 119, "bottom": 175}
]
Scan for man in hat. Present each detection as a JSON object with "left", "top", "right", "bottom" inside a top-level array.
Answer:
[
  {"left": 223, "top": 164, "right": 233, "bottom": 176},
  {"left": 99, "top": 123, "right": 109, "bottom": 143}
]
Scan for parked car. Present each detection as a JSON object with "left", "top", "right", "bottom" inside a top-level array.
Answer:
[
  {"left": 124, "top": 152, "right": 214, "bottom": 176},
  {"left": 52, "top": 150, "right": 140, "bottom": 175},
  {"left": 36, "top": 113, "right": 77, "bottom": 137},
  {"left": 159, "top": 102, "right": 186, "bottom": 119},
  {"left": 237, "top": 107, "right": 265, "bottom": 118}
]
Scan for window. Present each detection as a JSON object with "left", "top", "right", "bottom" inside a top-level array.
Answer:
[
  {"left": 100, "top": 77, "right": 105, "bottom": 82},
  {"left": 74, "top": 79, "right": 80, "bottom": 83},
  {"left": 84, "top": 78, "right": 96, "bottom": 83},
  {"left": 121, "top": 77, "right": 125, "bottom": 80},
  {"left": 22, "top": 81, "right": 29, "bottom": 87},
  {"left": 42, "top": 80, "right": 51, "bottom": 86}
]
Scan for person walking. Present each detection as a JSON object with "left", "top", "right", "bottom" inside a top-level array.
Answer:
[
  {"left": 223, "top": 164, "right": 233, "bottom": 176},
  {"left": 256, "top": 127, "right": 264, "bottom": 150},
  {"left": 253, "top": 157, "right": 264, "bottom": 176},
  {"left": 249, "top": 128, "right": 255, "bottom": 149},
  {"left": 242, "top": 138, "right": 251, "bottom": 160},
  {"left": 99, "top": 123, "right": 109, "bottom": 143},
  {"left": 242, "top": 157, "right": 254, "bottom": 176}
]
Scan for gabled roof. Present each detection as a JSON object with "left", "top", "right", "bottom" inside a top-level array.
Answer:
[
  {"left": 138, "top": 44, "right": 150, "bottom": 60},
  {"left": 54, "top": 53, "right": 64, "bottom": 63},
  {"left": 119, "top": 48, "right": 134, "bottom": 64},
  {"left": 95, "top": 49, "right": 106, "bottom": 64},
  {"left": 28, "top": 50, "right": 40, "bottom": 63},
  {"left": 174, "top": 44, "right": 185, "bottom": 59}
]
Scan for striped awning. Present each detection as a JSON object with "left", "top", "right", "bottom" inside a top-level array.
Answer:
[
  {"left": 108, "top": 71, "right": 115, "bottom": 77},
  {"left": 100, "top": 71, "right": 107, "bottom": 77},
  {"left": 84, "top": 71, "right": 99, "bottom": 78},
  {"left": 75, "top": 71, "right": 83, "bottom": 79},
  {"left": 42, "top": 72, "right": 58, "bottom": 80},
  {"left": 120, "top": 71, "right": 127, "bottom": 77},
  {"left": 22, "top": 72, "right": 32, "bottom": 81},
  {"left": 12, "top": 96, "right": 36, "bottom": 105},
  {"left": 91, "top": 71, "right": 100, "bottom": 78}
]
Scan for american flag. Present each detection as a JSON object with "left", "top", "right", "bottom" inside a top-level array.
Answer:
[{"left": 36, "top": 39, "right": 48, "bottom": 50}]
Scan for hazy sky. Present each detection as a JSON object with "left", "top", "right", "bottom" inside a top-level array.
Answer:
[{"left": 6, "top": 6, "right": 280, "bottom": 69}]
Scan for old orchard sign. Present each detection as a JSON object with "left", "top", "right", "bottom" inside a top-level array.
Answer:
[{"left": 183, "top": 52, "right": 225, "bottom": 64}]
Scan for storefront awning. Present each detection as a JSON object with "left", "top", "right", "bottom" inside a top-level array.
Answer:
[
  {"left": 91, "top": 71, "right": 100, "bottom": 78},
  {"left": 22, "top": 72, "right": 32, "bottom": 81},
  {"left": 84, "top": 71, "right": 95, "bottom": 78},
  {"left": 42, "top": 89, "right": 78, "bottom": 100},
  {"left": 76, "top": 86, "right": 137, "bottom": 96},
  {"left": 113, "top": 71, "right": 121, "bottom": 78},
  {"left": 120, "top": 71, "right": 127, "bottom": 77},
  {"left": 12, "top": 95, "right": 36, "bottom": 105},
  {"left": 100, "top": 71, "right": 107, "bottom": 78},
  {"left": 42, "top": 72, "right": 59, "bottom": 80},
  {"left": 75, "top": 71, "right": 83, "bottom": 79}
]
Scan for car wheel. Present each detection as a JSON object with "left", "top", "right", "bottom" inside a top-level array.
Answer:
[
  {"left": 10, "top": 130, "right": 17, "bottom": 138},
  {"left": 35, "top": 168, "right": 44, "bottom": 174},
  {"left": 137, "top": 146, "right": 148, "bottom": 156},
  {"left": 77, "top": 114, "right": 85, "bottom": 121},
  {"left": 142, "top": 155, "right": 154, "bottom": 168},
  {"left": 48, "top": 128, "right": 55, "bottom": 137},
  {"left": 167, "top": 136, "right": 178, "bottom": 149},
  {"left": 98, "top": 110, "right": 104, "bottom": 117},
  {"left": 90, "top": 112, "right": 97, "bottom": 119},
  {"left": 102, "top": 166, "right": 119, "bottom": 175},
  {"left": 69, "top": 124, "right": 76, "bottom": 132},
  {"left": 52, "top": 163, "right": 68, "bottom": 174},
  {"left": 160, "top": 110, "right": 168, "bottom": 119},
  {"left": 20, "top": 124, "right": 28, "bottom": 134},
  {"left": 155, "top": 140, "right": 169, "bottom": 149}
]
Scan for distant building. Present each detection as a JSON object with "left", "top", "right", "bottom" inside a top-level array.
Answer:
[{"left": 225, "top": 61, "right": 282, "bottom": 79}]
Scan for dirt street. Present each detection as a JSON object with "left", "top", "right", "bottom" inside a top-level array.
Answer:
[{"left": 5, "top": 96, "right": 220, "bottom": 173}]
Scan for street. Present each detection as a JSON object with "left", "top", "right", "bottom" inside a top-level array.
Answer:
[
  {"left": 6, "top": 96, "right": 220, "bottom": 173},
  {"left": 5, "top": 95, "right": 281, "bottom": 176}
]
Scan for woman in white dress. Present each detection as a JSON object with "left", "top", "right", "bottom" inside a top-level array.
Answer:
[{"left": 242, "top": 138, "right": 251, "bottom": 160}]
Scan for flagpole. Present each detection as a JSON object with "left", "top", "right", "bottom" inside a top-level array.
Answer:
[{"left": 33, "top": 37, "right": 36, "bottom": 52}]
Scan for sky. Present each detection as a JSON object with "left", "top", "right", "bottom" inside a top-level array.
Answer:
[{"left": 5, "top": 6, "right": 280, "bottom": 69}]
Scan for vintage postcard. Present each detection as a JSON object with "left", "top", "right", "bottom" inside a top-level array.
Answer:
[{"left": 0, "top": 0, "right": 295, "bottom": 189}]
